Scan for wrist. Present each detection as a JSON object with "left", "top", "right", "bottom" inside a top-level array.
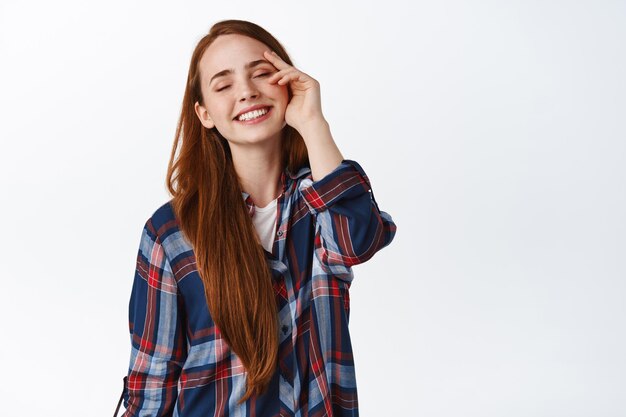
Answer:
[{"left": 296, "top": 116, "right": 329, "bottom": 139}]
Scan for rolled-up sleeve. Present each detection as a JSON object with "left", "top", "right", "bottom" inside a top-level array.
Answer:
[
  {"left": 299, "top": 159, "right": 397, "bottom": 281},
  {"left": 123, "top": 220, "right": 187, "bottom": 417}
]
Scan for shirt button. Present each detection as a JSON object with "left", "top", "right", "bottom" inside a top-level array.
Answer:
[
  {"left": 277, "top": 230, "right": 283, "bottom": 237},
  {"left": 281, "top": 324, "right": 289, "bottom": 335}
]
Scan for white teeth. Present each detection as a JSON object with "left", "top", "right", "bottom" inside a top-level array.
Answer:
[{"left": 238, "top": 107, "right": 269, "bottom": 121}]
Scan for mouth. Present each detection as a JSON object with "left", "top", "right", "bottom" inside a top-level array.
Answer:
[{"left": 234, "top": 106, "right": 273, "bottom": 124}]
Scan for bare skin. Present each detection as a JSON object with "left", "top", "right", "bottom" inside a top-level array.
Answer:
[{"left": 194, "top": 34, "right": 343, "bottom": 208}]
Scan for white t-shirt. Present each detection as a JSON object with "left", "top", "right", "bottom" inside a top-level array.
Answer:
[{"left": 252, "top": 197, "right": 278, "bottom": 253}]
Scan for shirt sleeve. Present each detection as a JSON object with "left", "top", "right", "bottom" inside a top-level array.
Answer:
[
  {"left": 122, "top": 220, "right": 187, "bottom": 416},
  {"left": 299, "top": 159, "right": 397, "bottom": 281}
]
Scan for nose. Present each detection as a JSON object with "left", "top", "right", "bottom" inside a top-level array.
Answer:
[{"left": 237, "top": 77, "right": 260, "bottom": 102}]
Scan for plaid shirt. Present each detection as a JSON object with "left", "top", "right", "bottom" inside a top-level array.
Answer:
[{"left": 123, "top": 159, "right": 397, "bottom": 417}]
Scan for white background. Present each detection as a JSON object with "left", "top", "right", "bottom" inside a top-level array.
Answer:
[{"left": 1, "top": 1, "right": 625, "bottom": 416}]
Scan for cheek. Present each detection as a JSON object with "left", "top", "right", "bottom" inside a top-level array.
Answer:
[
  {"left": 284, "top": 85, "right": 291, "bottom": 102},
  {"left": 277, "top": 85, "right": 290, "bottom": 107},
  {"left": 265, "top": 79, "right": 288, "bottom": 99},
  {"left": 208, "top": 103, "right": 229, "bottom": 123}
]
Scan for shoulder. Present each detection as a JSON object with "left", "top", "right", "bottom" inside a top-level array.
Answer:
[
  {"left": 143, "top": 200, "right": 195, "bottom": 270},
  {"left": 148, "top": 200, "right": 177, "bottom": 231},
  {"left": 142, "top": 199, "right": 180, "bottom": 247}
]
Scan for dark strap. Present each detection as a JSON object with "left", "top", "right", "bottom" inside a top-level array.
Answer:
[{"left": 114, "top": 376, "right": 128, "bottom": 417}]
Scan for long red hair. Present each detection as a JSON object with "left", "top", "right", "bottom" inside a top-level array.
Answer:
[{"left": 165, "top": 19, "right": 309, "bottom": 404}]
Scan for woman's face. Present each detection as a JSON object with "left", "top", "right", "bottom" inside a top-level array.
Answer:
[{"left": 194, "top": 34, "right": 289, "bottom": 147}]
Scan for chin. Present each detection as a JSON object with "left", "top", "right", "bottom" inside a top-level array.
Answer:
[{"left": 226, "top": 131, "right": 283, "bottom": 147}]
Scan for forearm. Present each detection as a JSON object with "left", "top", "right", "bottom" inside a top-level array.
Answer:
[
  {"left": 299, "top": 158, "right": 398, "bottom": 275},
  {"left": 297, "top": 118, "right": 344, "bottom": 182}
]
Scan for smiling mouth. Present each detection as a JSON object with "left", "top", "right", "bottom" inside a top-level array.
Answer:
[{"left": 234, "top": 106, "right": 272, "bottom": 121}]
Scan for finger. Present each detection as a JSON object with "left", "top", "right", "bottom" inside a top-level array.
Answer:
[
  {"left": 278, "top": 71, "right": 303, "bottom": 85},
  {"left": 264, "top": 50, "right": 291, "bottom": 70},
  {"left": 267, "top": 69, "right": 290, "bottom": 83},
  {"left": 269, "top": 68, "right": 299, "bottom": 85}
]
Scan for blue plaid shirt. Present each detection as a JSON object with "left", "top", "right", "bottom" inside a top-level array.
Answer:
[{"left": 123, "top": 159, "right": 397, "bottom": 416}]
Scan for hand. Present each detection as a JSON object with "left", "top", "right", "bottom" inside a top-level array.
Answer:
[{"left": 264, "top": 50, "right": 326, "bottom": 133}]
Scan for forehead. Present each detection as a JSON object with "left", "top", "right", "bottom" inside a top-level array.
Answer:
[{"left": 199, "top": 34, "right": 270, "bottom": 78}]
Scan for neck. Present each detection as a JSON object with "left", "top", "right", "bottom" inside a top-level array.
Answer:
[{"left": 230, "top": 135, "right": 283, "bottom": 208}]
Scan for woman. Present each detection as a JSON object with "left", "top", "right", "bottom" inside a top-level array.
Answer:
[{"left": 121, "top": 19, "right": 397, "bottom": 417}]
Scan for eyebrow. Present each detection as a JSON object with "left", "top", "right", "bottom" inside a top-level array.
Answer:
[{"left": 209, "top": 59, "right": 272, "bottom": 85}]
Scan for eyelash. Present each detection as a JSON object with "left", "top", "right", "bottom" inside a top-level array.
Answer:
[{"left": 216, "top": 72, "right": 271, "bottom": 92}]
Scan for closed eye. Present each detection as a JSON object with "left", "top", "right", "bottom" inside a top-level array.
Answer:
[{"left": 216, "top": 72, "right": 272, "bottom": 92}]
